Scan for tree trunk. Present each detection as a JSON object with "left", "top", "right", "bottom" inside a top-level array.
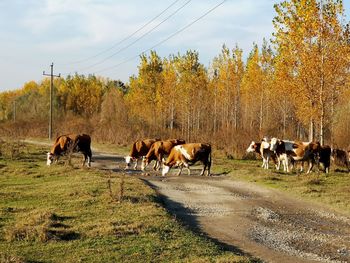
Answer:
[
  {"left": 309, "top": 119, "right": 314, "bottom": 142},
  {"left": 259, "top": 90, "right": 264, "bottom": 133}
]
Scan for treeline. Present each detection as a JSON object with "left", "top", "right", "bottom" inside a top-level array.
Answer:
[{"left": 1, "top": 0, "right": 350, "bottom": 156}]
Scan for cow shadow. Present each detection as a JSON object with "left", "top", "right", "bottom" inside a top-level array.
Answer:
[
  {"left": 140, "top": 165, "right": 229, "bottom": 177},
  {"left": 334, "top": 168, "right": 350, "bottom": 173},
  {"left": 142, "top": 179, "right": 260, "bottom": 262}
]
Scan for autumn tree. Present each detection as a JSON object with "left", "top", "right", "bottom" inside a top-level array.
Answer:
[
  {"left": 175, "top": 50, "right": 208, "bottom": 141},
  {"left": 273, "top": 0, "right": 349, "bottom": 144},
  {"left": 126, "top": 51, "right": 164, "bottom": 135},
  {"left": 211, "top": 45, "right": 244, "bottom": 133}
]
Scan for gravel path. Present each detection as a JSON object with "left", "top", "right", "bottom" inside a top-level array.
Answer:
[{"left": 144, "top": 175, "right": 350, "bottom": 263}]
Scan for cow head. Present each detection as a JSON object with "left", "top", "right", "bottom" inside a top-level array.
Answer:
[
  {"left": 269, "top": 137, "right": 279, "bottom": 152},
  {"left": 124, "top": 156, "right": 134, "bottom": 168},
  {"left": 47, "top": 152, "right": 54, "bottom": 166},
  {"left": 246, "top": 141, "right": 256, "bottom": 153},
  {"left": 162, "top": 164, "right": 170, "bottom": 176}
]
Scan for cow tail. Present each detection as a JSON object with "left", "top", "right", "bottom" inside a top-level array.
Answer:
[{"left": 208, "top": 147, "right": 212, "bottom": 174}]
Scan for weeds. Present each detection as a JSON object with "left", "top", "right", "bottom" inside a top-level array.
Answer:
[
  {"left": 107, "top": 172, "right": 125, "bottom": 203},
  {"left": 0, "top": 140, "right": 27, "bottom": 160}
]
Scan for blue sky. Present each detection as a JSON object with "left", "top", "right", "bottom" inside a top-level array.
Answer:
[{"left": 0, "top": 0, "right": 349, "bottom": 92}]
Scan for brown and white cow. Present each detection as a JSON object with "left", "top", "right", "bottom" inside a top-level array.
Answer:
[
  {"left": 141, "top": 139, "right": 185, "bottom": 171},
  {"left": 331, "top": 148, "right": 350, "bottom": 172},
  {"left": 47, "top": 134, "right": 92, "bottom": 167},
  {"left": 270, "top": 138, "right": 321, "bottom": 173},
  {"left": 125, "top": 138, "right": 160, "bottom": 169},
  {"left": 162, "top": 143, "right": 211, "bottom": 176},
  {"left": 246, "top": 140, "right": 277, "bottom": 169}
]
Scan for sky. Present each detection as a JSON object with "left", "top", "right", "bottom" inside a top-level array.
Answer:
[{"left": 0, "top": 0, "right": 349, "bottom": 92}]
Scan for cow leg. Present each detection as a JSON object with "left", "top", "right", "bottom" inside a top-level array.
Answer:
[
  {"left": 283, "top": 155, "right": 289, "bottom": 172},
  {"left": 177, "top": 166, "right": 183, "bottom": 176},
  {"left": 155, "top": 154, "right": 162, "bottom": 171},
  {"left": 207, "top": 160, "right": 211, "bottom": 176},
  {"left": 87, "top": 149, "right": 92, "bottom": 167},
  {"left": 133, "top": 159, "right": 139, "bottom": 170},
  {"left": 275, "top": 158, "right": 280, "bottom": 170},
  {"left": 200, "top": 164, "right": 206, "bottom": 176},
  {"left": 300, "top": 161, "right": 304, "bottom": 172},
  {"left": 184, "top": 163, "right": 191, "bottom": 176},
  {"left": 266, "top": 155, "right": 269, "bottom": 169},
  {"left": 306, "top": 161, "right": 314, "bottom": 174},
  {"left": 276, "top": 157, "right": 281, "bottom": 170},
  {"left": 152, "top": 161, "right": 157, "bottom": 170},
  {"left": 82, "top": 153, "right": 87, "bottom": 167}
]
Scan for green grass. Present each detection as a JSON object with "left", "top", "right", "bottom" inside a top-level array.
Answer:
[
  {"left": 212, "top": 152, "right": 350, "bottom": 215},
  {"left": 0, "top": 142, "right": 251, "bottom": 263}
]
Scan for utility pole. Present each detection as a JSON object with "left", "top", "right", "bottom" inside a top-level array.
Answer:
[{"left": 43, "top": 63, "right": 60, "bottom": 141}]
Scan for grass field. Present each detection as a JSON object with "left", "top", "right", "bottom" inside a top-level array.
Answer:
[{"left": 0, "top": 141, "right": 251, "bottom": 263}]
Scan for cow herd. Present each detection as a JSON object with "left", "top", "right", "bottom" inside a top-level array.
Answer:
[
  {"left": 124, "top": 138, "right": 212, "bottom": 176},
  {"left": 46, "top": 133, "right": 349, "bottom": 175},
  {"left": 247, "top": 137, "right": 350, "bottom": 173},
  {"left": 46, "top": 135, "right": 212, "bottom": 176}
]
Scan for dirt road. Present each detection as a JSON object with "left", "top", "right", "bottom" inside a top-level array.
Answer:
[{"left": 89, "top": 152, "right": 350, "bottom": 263}]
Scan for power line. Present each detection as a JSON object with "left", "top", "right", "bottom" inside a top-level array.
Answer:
[
  {"left": 92, "top": 0, "right": 227, "bottom": 75},
  {"left": 63, "top": 0, "right": 181, "bottom": 66},
  {"left": 66, "top": 0, "right": 192, "bottom": 75}
]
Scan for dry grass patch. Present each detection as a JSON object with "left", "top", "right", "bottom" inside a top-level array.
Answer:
[
  {"left": 4, "top": 210, "right": 78, "bottom": 242},
  {"left": 0, "top": 254, "right": 26, "bottom": 263}
]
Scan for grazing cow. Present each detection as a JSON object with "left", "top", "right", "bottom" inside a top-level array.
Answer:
[
  {"left": 47, "top": 134, "right": 92, "bottom": 167},
  {"left": 141, "top": 139, "right": 185, "bottom": 171},
  {"left": 331, "top": 148, "right": 350, "bottom": 172},
  {"left": 270, "top": 138, "right": 321, "bottom": 173},
  {"left": 125, "top": 138, "right": 160, "bottom": 169},
  {"left": 162, "top": 143, "right": 211, "bottom": 176},
  {"left": 246, "top": 140, "right": 277, "bottom": 169},
  {"left": 319, "top": 145, "right": 331, "bottom": 173}
]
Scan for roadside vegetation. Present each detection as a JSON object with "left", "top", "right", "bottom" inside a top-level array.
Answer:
[{"left": 0, "top": 141, "right": 252, "bottom": 263}]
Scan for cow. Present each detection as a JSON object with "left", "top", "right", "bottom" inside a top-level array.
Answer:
[
  {"left": 246, "top": 140, "right": 277, "bottom": 169},
  {"left": 141, "top": 139, "right": 185, "bottom": 171},
  {"left": 162, "top": 143, "right": 211, "bottom": 176},
  {"left": 47, "top": 134, "right": 92, "bottom": 167},
  {"left": 319, "top": 145, "right": 331, "bottom": 173},
  {"left": 331, "top": 148, "right": 350, "bottom": 172},
  {"left": 124, "top": 138, "right": 160, "bottom": 170},
  {"left": 270, "top": 138, "right": 321, "bottom": 173}
]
